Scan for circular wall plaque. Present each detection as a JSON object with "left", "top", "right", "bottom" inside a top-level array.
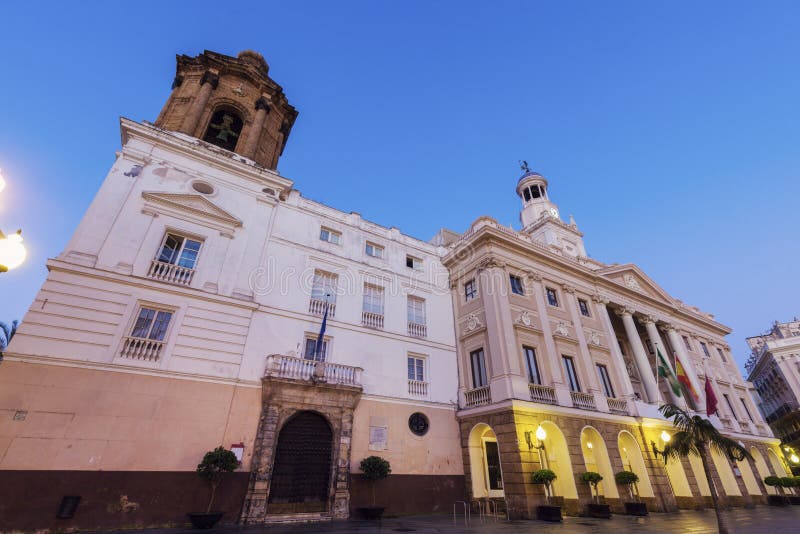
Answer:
[{"left": 408, "top": 412, "right": 429, "bottom": 436}]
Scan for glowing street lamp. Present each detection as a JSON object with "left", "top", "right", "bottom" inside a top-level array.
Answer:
[
  {"left": 652, "top": 430, "right": 672, "bottom": 461},
  {"left": 0, "top": 230, "right": 27, "bottom": 272}
]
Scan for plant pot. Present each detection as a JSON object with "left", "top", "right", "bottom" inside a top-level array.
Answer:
[
  {"left": 788, "top": 496, "right": 800, "bottom": 505},
  {"left": 187, "top": 512, "right": 223, "bottom": 529},
  {"left": 358, "top": 506, "right": 386, "bottom": 520},
  {"left": 624, "top": 502, "right": 648, "bottom": 516},
  {"left": 767, "top": 495, "right": 789, "bottom": 506},
  {"left": 587, "top": 503, "right": 612, "bottom": 518},
  {"left": 536, "top": 505, "right": 562, "bottom": 522}
]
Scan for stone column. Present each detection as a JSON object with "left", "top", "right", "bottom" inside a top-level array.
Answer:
[
  {"left": 665, "top": 324, "right": 705, "bottom": 407},
  {"left": 181, "top": 70, "right": 219, "bottom": 136},
  {"left": 643, "top": 317, "right": 682, "bottom": 406},
  {"left": 594, "top": 296, "right": 636, "bottom": 401},
  {"left": 617, "top": 308, "right": 659, "bottom": 403},
  {"left": 562, "top": 284, "right": 607, "bottom": 411},
  {"left": 242, "top": 95, "right": 271, "bottom": 159}
]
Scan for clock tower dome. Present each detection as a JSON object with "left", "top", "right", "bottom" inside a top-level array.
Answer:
[{"left": 517, "top": 168, "right": 588, "bottom": 258}]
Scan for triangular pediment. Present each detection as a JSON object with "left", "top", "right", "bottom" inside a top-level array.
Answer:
[
  {"left": 597, "top": 263, "right": 675, "bottom": 305},
  {"left": 142, "top": 192, "right": 243, "bottom": 228}
]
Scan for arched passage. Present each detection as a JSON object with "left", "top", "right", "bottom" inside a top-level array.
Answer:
[
  {"left": 540, "top": 421, "right": 578, "bottom": 499},
  {"left": 268, "top": 411, "right": 333, "bottom": 513},
  {"left": 618, "top": 431, "right": 655, "bottom": 498},
  {"left": 580, "top": 426, "right": 618, "bottom": 499},
  {"left": 710, "top": 448, "right": 741, "bottom": 496},
  {"left": 767, "top": 448, "right": 789, "bottom": 476},
  {"left": 736, "top": 456, "right": 762, "bottom": 497},
  {"left": 654, "top": 431, "right": 692, "bottom": 498},
  {"left": 751, "top": 448, "right": 776, "bottom": 494},
  {"left": 468, "top": 423, "right": 504, "bottom": 498},
  {"left": 688, "top": 454, "right": 711, "bottom": 496}
]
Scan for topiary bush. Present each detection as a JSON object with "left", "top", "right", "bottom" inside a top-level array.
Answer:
[
  {"left": 196, "top": 446, "right": 239, "bottom": 513},
  {"left": 615, "top": 470, "right": 640, "bottom": 502},
  {"left": 360, "top": 456, "right": 391, "bottom": 506},
  {"left": 532, "top": 469, "right": 558, "bottom": 503},
  {"left": 581, "top": 471, "right": 604, "bottom": 503}
]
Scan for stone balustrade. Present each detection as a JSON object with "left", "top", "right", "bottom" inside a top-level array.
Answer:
[
  {"left": 120, "top": 336, "right": 164, "bottom": 362},
  {"left": 264, "top": 354, "right": 362, "bottom": 387},
  {"left": 147, "top": 259, "right": 195, "bottom": 286},
  {"left": 570, "top": 391, "right": 597, "bottom": 411},
  {"left": 464, "top": 386, "right": 491, "bottom": 408},
  {"left": 529, "top": 383, "right": 557, "bottom": 405}
]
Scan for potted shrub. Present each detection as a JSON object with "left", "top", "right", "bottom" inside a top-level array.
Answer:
[
  {"left": 188, "top": 446, "right": 239, "bottom": 529},
  {"left": 581, "top": 471, "right": 610, "bottom": 518},
  {"left": 765, "top": 476, "right": 788, "bottom": 506},
  {"left": 532, "top": 469, "right": 561, "bottom": 522},
  {"left": 781, "top": 476, "right": 800, "bottom": 505},
  {"left": 615, "top": 470, "right": 647, "bottom": 516},
  {"left": 358, "top": 456, "right": 391, "bottom": 519}
]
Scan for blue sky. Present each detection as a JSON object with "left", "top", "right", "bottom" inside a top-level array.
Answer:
[{"left": 1, "top": 1, "right": 798, "bottom": 371}]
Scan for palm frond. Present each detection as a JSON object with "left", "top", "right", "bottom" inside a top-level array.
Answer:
[
  {"left": 662, "top": 431, "right": 700, "bottom": 464},
  {"left": 659, "top": 403, "right": 694, "bottom": 431}
]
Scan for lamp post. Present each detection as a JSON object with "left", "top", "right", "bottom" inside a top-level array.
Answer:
[{"left": 651, "top": 430, "right": 671, "bottom": 462}]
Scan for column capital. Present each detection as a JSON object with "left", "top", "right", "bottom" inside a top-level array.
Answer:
[
  {"left": 200, "top": 70, "right": 220, "bottom": 89},
  {"left": 477, "top": 255, "right": 505, "bottom": 271},
  {"left": 591, "top": 292, "right": 609, "bottom": 304},
  {"left": 641, "top": 315, "right": 657, "bottom": 325},
  {"left": 255, "top": 95, "right": 271, "bottom": 112},
  {"left": 561, "top": 283, "right": 576, "bottom": 294},
  {"left": 614, "top": 306, "right": 635, "bottom": 318},
  {"left": 663, "top": 323, "right": 677, "bottom": 332}
]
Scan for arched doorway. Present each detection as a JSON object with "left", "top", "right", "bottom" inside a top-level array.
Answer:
[
  {"left": 268, "top": 411, "right": 333, "bottom": 513},
  {"left": 767, "top": 448, "right": 789, "bottom": 477},
  {"left": 539, "top": 421, "right": 577, "bottom": 499},
  {"left": 468, "top": 423, "right": 504, "bottom": 499},
  {"left": 618, "top": 431, "right": 655, "bottom": 499},
  {"left": 580, "top": 426, "right": 618, "bottom": 499},
  {"left": 751, "top": 447, "right": 775, "bottom": 494},
  {"left": 652, "top": 431, "right": 692, "bottom": 499},
  {"left": 710, "top": 448, "right": 741, "bottom": 497}
]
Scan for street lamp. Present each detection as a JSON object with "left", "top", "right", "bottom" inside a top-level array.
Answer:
[
  {"left": 0, "top": 230, "right": 26, "bottom": 272},
  {"left": 651, "top": 430, "right": 671, "bottom": 461}
]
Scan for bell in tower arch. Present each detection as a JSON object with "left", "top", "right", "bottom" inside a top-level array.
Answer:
[{"left": 154, "top": 50, "right": 298, "bottom": 170}]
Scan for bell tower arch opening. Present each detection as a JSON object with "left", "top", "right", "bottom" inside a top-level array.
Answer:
[{"left": 203, "top": 105, "right": 245, "bottom": 151}]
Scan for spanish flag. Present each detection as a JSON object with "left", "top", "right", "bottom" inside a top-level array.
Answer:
[{"left": 675, "top": 354, "right": 700, "bottom": 403}]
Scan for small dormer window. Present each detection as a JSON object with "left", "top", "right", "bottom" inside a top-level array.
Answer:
[{"left": 203, "top": 108, "right": 244, "bottom": 151}]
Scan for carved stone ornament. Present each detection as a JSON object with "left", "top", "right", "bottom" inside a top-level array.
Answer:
[
  {"left": 588, "top": 330, "right": 602, "bottom": 346},
  {"left": 554, "top": 321, "right": 571, "bottom": 337},
  {"left": 561, "top": 284, "right": 576, "bottom": 294},
  {"left": 591, "top": 292, "right": 609, "bottom": 304},
  {"left": 626, "top": 360, "right": 638, "bottom": 378},
  {"left": 623, "top": 274, "right": 642, "bottom": 291},
  {"left": 465, "top": 314, "right": 483, "bottom": 332},
  {"left": 526, "top": 270, "right": 542, "bottom": 282},
  {"left": 478, "top": 255, "right": 505, "bottom": 271},
  {"left": 518, "top": 310, "right": 532, "bottom": 327}
]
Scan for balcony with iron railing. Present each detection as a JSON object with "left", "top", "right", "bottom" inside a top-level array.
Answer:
[
  {"left": 308, "top": 298, "right": 336, "bottom": 318},
  {"left": 147, "top": 259, "right": 195, "bottom": 286},
  {"left": 119, "top": 336, "right": 164, "bottom": 362},
  {"left": 407, "top": 321, "right": 427, "bottom": 338},
  {"left": 264, "top": 354, "right": 362, "bottom": 387},
  {"left": 464, "top": 386, "right": 491, "bottom": 408},
  {"left": 408, "top": 379, "right": 428, "bottom": 398},
  {"left": 570, "top": 391, "right": 597, "bottom": 411},
  {"left": 607, "top": 397, "right": 629, "bottom": 415},
  {"left": 362, "top": 311, "right": 384, "bottom": 329},
  {"left": 528, "top": 383, "right": 557, "bottom": 405}
]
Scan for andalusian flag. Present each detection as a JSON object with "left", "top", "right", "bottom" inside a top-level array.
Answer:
[
  {"left": 675, "top": 354, "right": 700, "bottom": 403},
  {"left": 657, "top": 348, "right": 683, "bottom": 397}
]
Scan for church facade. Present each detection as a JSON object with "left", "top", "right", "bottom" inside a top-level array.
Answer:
[{"left": 0, "top": 50, "right": 790, "bottom": 530}]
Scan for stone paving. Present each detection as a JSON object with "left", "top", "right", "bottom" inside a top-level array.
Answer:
[{"left": 108, "top": 506, "right": 800, "bottom": 534}]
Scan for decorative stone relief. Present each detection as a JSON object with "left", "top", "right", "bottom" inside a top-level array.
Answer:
[
  {"left": 623, "top": 274, "right": 642, "bottom": 291},
  {"left": 561, "top": 283, "right": 576, "bottom": 294},
  {"left": 553, "top": 321, "right": 571, "bottom": 337},
  {"left": 526, "top": 270, "right": 542, "bottom": 282},
  {"left": 587, "top": 330, "right": 602, "bottom": 346},
  {"left": 518, "top": 310, "right": 532, "bottom": 327},
  {"left": 626, "top": 360, "right": 638, "bottom": 378},
  {"left": 465, "top": 314, "right": 483, "bottom": 332}
]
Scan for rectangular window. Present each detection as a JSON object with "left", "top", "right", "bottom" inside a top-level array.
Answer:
[
  {"left": 311, "top": 270, "right": 338, "bottom": 304},
  {"left": 408, "top": 355, "right": 425, "bottom": 381},
  {"left": 578, "top": 298, "right": 591, "bottom": 317},
  {"left": 464, "top": 279, "right": 477, "bottom": 301},
  {"left": 303, "top": 337, "right": 328, "bottom": 362},
  {"left": 700, "top": 341, "right": 710, "bottom": 358},
  {"left": 523, "top": 346, "right": 541, "bottom": 384},
  {"left": 407, "top": 296, "right": 426, "bottom": 325},
  {"left": 130, "top": 307, "right": 173, "bottom": 341},
  {"left": 365, "top": 242, "right": 384, "bottom": 258},
  {"left": 597, "top": 364, "right": 615, "bottom": 398},
  {"left": 682, "top": 335, "right": 692, "bottom": 351},
  {"left": 562, "top": 355, "right": 580, "bottom": 392},
  {"left": 362, "top": 285, "right": 384, "bottom": 315},
  {"left": 470, "top": 348, "right": 488, "bottom": 388},
  {"left": 723, "top": 393, "right": 737, "bottom": 419},
  {"left": 739, "top": 398, "right": 754, "bottom": 422},
  {"left": 157, "top": 233, "right": 202, "bottom": 269},
  {"left": 406, "top": 255, "right": 422, "bottom": 270},
  {"left": 509, "top": 275, "right": 525, "bottom": 295},
  {"left": 546, "top": 287, "right": 559, "bottom": 307},
  {"left": 319, "top": 227, "right": 341, "bottom": 244},
  {"left": 717, "top": 347, "right": 727, "bottom": 362}
]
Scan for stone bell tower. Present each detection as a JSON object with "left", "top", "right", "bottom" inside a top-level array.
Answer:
[{"left": 155, "top": 50, "right": 298, "bottom": 170}]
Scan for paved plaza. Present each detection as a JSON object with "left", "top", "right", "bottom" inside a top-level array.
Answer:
[{"left": 109, "top": 506, "right": 800, "bottom": 534}]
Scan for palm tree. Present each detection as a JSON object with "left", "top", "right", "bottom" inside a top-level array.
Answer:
[
  {"left": 659, "top": 404, "right": 752, "bottom": 534},
  {"left": 0, "top": 320, "right": 19, "bottom": 360}
]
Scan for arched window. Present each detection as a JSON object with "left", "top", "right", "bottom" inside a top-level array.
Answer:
[{"left": 203, "top": 107, "right": 244, "bottom": 151}]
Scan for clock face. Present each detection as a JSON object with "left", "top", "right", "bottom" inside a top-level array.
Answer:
[{"left": 408, "top": 412, "right": 430, "bottom": 436}]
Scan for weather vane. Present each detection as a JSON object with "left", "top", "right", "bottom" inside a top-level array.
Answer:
[{"left": 519, "top": 160, "right": 531, "bottom": 173}]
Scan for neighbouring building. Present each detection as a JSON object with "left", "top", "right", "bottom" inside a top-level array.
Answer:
[
  {"left": 0, "top": 49, "right": 791, "bottom": 530},
  {"left": 746, "top": 319, "right": 800, "bottom": 465}
]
